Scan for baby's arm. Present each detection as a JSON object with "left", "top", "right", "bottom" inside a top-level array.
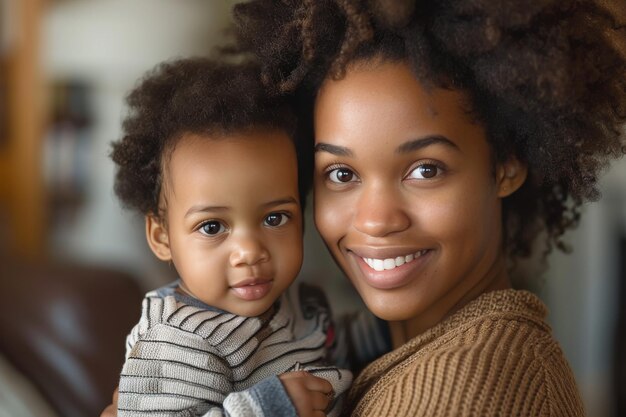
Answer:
[
  {"left": 118, "top": 323, "right": 233, "bottom": 416},
  {"left": 120, "top": 323, "right": 326, "bottom": 417},
  {"left": 108, "top": 371, "right": 331, "bottom": 417}
]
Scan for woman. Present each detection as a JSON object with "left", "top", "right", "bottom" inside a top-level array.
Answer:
[
  {"left": 230, "top": 0, "right": 625, "bottom": 415},
  {"left": 102, "top": 0, "right": 625, "bottom": 415}
]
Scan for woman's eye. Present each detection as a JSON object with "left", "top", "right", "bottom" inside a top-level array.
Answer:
[
  {"left": 264, "top": 213, "right": 288, "bottom": 227},
  {"left": 407, "top": 164, "right": 441, "bottom": 180},
  {"left": 328, "top": 168, "right": 357, "bottom": 183},
  {"left": 199, "top": 221, "right": 226, "bottom": 236}
]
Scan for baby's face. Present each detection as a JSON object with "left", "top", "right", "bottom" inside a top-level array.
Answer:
[{"left": 152, "top": 129, "right": 303, "bottom": 317}]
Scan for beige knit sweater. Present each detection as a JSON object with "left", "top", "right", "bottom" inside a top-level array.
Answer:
[{"left": 344, "top": 289, "right": 585, "bottom": 417}]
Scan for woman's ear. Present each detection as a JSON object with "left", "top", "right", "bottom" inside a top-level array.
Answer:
[
  {"left": 145, "top": 215, "right": 172, "bottom": 261},
  {"left": 496, "top": 157, "right": 528, "bottom": 198}
]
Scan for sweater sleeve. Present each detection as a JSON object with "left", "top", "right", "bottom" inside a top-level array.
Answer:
[{"left": 542, "top": 348, "right": 586, "bottom": 417}]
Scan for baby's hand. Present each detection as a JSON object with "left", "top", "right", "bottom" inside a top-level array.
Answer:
[
  {"left": 99, "top": 387, "right": 118, "bottom": 417},
  {"left": 278, "top": 371, "right": 334, "bottom": 417}
]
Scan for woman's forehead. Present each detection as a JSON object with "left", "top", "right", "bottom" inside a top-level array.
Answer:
[{"left": 313, "top": 61, "right": 486, "bottom": 152}]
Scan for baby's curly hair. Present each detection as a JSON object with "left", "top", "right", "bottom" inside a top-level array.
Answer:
[
  {"left": 232, "top": 0, "right": 626, "bottom": 260},
  {"left": 111, "top": 58, "right": 307, "bottom": 219}
]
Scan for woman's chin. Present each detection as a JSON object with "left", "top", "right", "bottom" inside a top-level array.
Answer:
[{"left": 358, "top": 290, "right": 418, "bottom": 322}]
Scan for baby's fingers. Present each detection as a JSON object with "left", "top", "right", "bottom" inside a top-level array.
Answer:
[
  {"left": 279, "top": 371, "right": 334, "bottom": 416},
  {"left": 302, "top": 373, "right": 334, "bottom": 397},
  {"left": 309, "top": 390, "right": 333, "bottom": 412}
]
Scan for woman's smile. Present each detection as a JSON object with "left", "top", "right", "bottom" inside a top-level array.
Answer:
[{"left": 349, "top": 248, "right": 434, "bottom": 290}]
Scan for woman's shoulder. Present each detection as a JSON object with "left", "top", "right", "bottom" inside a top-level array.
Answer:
[
  {"left": 348, "top": 289, "right": 585, "bottom": 417},
  {"left": 369, "top": 289, "right": 557, "bottom": 368},
  {"left": 396, "top": 289, "right": 577, "bottom": 383},
  {"left": 431, "top": 289, "right": 556, "bottom": 353}
]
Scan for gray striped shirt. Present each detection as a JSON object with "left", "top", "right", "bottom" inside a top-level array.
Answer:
[{"left": 118, "top": 281, "right": 354, "bottom": 417}]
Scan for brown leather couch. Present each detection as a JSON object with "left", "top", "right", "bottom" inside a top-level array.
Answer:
[{"left": 0, "top": 259, "right": 144, "bottom": 417}]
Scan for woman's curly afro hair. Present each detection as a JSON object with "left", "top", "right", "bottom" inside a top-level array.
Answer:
[
  {"left": 111, "top": 58, "right": 306, "bottom": 218},
  {"left": 232, "top": 0, "right": 626, "bottom": 260}
]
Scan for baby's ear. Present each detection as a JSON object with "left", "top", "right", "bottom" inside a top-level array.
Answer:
[
  {"left": 145, "top": 215, "right": 172, "bottom": 261},
  {"left": 496, "top": 157, "right": 528, "bottom": 198}
]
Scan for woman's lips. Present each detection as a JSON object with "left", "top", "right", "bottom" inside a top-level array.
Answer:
[
  {"left": 230, "top": 278, "right": 273, "bottom": 301},
  {"left": 351, "top": 249, "right": 432, "bottom": 290}
]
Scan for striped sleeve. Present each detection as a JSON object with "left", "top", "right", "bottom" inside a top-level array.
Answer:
[{"left": 118, "top": 323, "right": 233, "bottom": 416}]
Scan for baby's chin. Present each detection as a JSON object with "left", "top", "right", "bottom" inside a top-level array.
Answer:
[{"left": 224, "top": 294, "right": 281, "bottom": 318}]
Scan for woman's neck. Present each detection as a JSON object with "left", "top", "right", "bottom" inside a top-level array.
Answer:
[{"left": 388, "top": 255, "right": 512, "bottom": 349}]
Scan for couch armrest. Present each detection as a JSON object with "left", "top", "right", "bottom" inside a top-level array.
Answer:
[{"left": 0, "top": 260, "right": 143, "bottom": 417}]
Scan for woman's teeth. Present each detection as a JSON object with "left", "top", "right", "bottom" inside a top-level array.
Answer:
[{"left": 362, "top": 251, "right": 427, "bottom": 271}]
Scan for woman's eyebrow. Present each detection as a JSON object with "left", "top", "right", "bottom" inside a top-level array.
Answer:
[
  {"left": 314, "top": 143, "right": 353, "bottom": 157},
  {"left": 396, "top": 135, "right": 460, "bottom": 154}
]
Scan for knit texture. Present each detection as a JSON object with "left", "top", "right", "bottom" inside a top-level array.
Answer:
[
  {"left": 344, "top": 289, "right": 585, "bottom": 417},
  {"left": 118, "top": 281, "right": 353, "bottom": 417}
]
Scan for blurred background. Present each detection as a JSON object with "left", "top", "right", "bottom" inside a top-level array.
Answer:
[{"left": 0, "top": 1, "right": 624, "bottom": 416}]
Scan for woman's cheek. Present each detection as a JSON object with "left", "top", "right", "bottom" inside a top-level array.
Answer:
[
  {"left": 423, "top": 186, "right": 501, "bottom": 262},
  {"left": 314, "top": 188, "right": 347, "bottom": 246},
  {"left": 411, "top": 188, "right": 461, "bottom": 236},
  {"left": 422, "top": 203, "right": 456, "bottom": 235}
]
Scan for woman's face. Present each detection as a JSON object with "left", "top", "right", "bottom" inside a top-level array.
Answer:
[{"left": 314, "top": 60, "right": 516, "bottom": 329}]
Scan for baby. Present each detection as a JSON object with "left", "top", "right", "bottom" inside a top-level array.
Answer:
[{"left": 109, "top": 58, "right": 363, "bottom": 417}]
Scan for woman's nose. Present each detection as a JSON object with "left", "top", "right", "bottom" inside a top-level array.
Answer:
[
  {"left": 353, "top": 185, "right": 410, "bottom": 237},
  {"left": 229, "top": 233, "right": 270, "bottom": 267}
]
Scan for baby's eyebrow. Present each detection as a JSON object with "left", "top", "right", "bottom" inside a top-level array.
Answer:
[
  {"left": 314, "top": 143, "right": 353, "bottom": 157},
  {"left": 261, "top": 197, "right": 299, "bottom": 209},
  {"left": 185, "top": 205, "right": 229, "bottom": 218},
  {"left": 396, "top": 135, "right": 460, "bottom": 154}
]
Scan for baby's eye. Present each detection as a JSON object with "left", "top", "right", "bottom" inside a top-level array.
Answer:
[
  {"left": 328, "top": 168, "right": 357, "bottom": 183},
  {"left": 264, "top": 213, "right": 289, "bottom": 227},
  {"left": 199, "top": 221, "right": 226, "bottom": 236},
  {"left": 407, "top": 163, "right": 442, "bottom": 180}
]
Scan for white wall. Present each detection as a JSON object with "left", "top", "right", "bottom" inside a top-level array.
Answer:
[{"left": 543, "top": 157, "right": 626, "bottom": 417}]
